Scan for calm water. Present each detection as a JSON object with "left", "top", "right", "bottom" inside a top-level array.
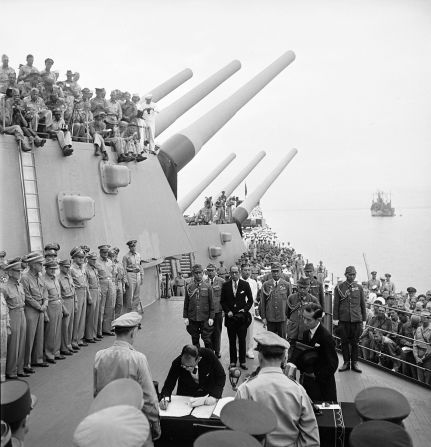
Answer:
[{"left": 264, "top": 207, "right": 431, "bottom": 294}]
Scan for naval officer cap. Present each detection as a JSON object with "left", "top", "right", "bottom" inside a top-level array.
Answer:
[
  {"left": 371, "top": 270, "right": 377, "bottom": 274},
  {"left": 98, "top": 244, "right": 110, "bottom": 251},
  {"left": 111, "top": 312, "right": 142, "bottom": 329},
  {"left": 73, "top": 405, "right": 149, "bottom": 447},
  {"left": 70, "top": 247, "right": 85, "bottom": 258},
  {"left": 89, "top": 379, "right": 143, "bottom": 416},
  {"left": 254, "top": 330, "right": 290, "bottom": 353},
  {"left": 354, "top": 387, "right": 411, "bottom": 424},
  {"left": 297, "top": 276, "right": 310, "bottom": 287},
  {"left": 270, "top": 262, "right": 281, "bottom": 270},
  {"left": 206, "top": 263, "right": 216, "bottom": 270},
  {"left": 25, "top": 251, "right": 44, "bottom": 264},
  {"left": 126, "top": 240, "right": 137, "bottom": 247},
  {"left": 385, "top": 273, "right": 391, "bottom": 277},
  {"left": 406, "top": 287, "right": 416, "bottom": 293},
  {"left": 0, "top": 380, "right": 37, "bottom": 424},
  {"left": 59, "top": 259, "right": 71, "bottom": 267},
  {"left": 87, "top": 252, "right": 97, "bottom": 260},
  {"left": 220, "top": 400, "right": 277, "bottom": 436},
  {"left": 345, "top": 266, "right": 356, "bottom": 274},
  {"left": 80, "top": 245, "right": 91, "bottom": 254},
  {"left": 44, "top": 249, "right": 57, "bottom": 257},
  {"left": 304, "top": 263, "right": 314, "bottom": 272},
  {"left": 4, "top": 257, "right": 23, "bottom": 271},
  {"left": 194, "top": 429, "right": 262, "bottom": 447},
  {"left": 144, "top": 94, "right": 153, "bottom": 100},
  {"left": 349, "top": 420, "right": 412, "bottom": 447}
]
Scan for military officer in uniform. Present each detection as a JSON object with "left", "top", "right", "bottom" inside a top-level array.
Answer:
[
  {"left": 95, "top": 245, "right": 115, "bottom": 335},
  {"left": 183, "top": 264, "right": 215, "bottom": 349},
  {"left": 217, "top": 260, "right": 229, "bottom": 280},
  {"left": 21, "top": 252, "right": 49, "bottom": 370},
  {"left": 304, "top": 263, "right": 324, "bottom": 307},
  {"left": 1, "top": 258, "right": 28, "bottom": 378},
  {"left": 260, "top": 262, "right": 292, "bottom": 339},
  {"left": 122, "top": 240, "right": 143, "bottom": 313},
  {"left": 1, "top": 379, "right": 37, "bottom": 446},
  {"left": 286, "top": 277, "right": 319, "bottom": 353},
  {"left": 235, "top": 331, "right": 319, "bottom": 447},
  {"left": 333, "top": 265, "right": 367, "bottom": 373},
  {"left": 70, "top": 247, "right": 89, "bottom": 349},
  {"left": 93, "top": 312, "right": 161, "bottom": 442},
  {"left": 367, "top": 270, "right": 381, "bottom": 291},
  {"left": 43, "top": 260, "right": 65, "bottom": 363},
  {"left": 204, "top": 263, "right": 224, "bottom": 358},
  {"left": 85, "top": 252, "right": 100, "bottom": 343},
  {"left": 109, "top": 247, "right": 126, "bottom": 318},
  {"left": 58, "top": 259, "right": 76, "bottom": 355}
]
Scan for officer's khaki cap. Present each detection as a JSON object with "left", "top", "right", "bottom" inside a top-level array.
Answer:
[
  {"left": 111, "top": 312, "right": 142, "bottom": 328},
  {"left": 254, "top": 330, "right": 290, "bottom": 350},
  {"left": 4, "top": 257, "right": 23, "bottom": 271}
]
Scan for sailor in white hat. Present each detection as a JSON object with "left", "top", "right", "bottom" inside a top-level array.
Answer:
[
  {"left": 93, "top": 312, "right": 161, "bottom": 442},
  {"left": 140, "top": 93, "right": 158, "bottom": 152},
  {"left": 73, "top": 378, "right": 151, "bottom": 447}
]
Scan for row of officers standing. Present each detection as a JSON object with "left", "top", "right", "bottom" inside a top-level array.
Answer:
[{"left": 0, "top": 240, "right": 143, "bottom": 380}]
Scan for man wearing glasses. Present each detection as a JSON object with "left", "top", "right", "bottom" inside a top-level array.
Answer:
[{"left": 159, "top": 344, "right": 226, "bottom": 410}]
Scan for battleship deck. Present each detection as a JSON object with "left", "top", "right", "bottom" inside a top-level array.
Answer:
[{"left": 24, "top": 299, "right": 431, "bottom": 447}]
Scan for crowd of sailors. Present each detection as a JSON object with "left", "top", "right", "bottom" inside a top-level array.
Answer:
[
  {"left": 187, "top": 193, "right": 243, "bottom": 225},
  {"left": 0, "top": 54, "right": 157, "bottom": 161}
]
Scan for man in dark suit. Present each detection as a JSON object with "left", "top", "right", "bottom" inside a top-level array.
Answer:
[
  {"left": 220, "top": 265, "right": 253, "bottom": 370},
  {"left": 159, "top": 345, "right": 226, "bottom": 409},
  {"left": 301, "top": 303, "right": 339, "bottom": 402}
]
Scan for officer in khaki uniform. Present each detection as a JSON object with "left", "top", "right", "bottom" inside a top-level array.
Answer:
[
  {"left": 1, "top": 258, "right": 28, "bottom": 378},
  {"left": 204, "top": 263, "right": 224, "bottom": 358},
  {"left": 58, "top": 259, "right": 76, "bottom": 355},
  {"left": 85, "top": 252, "right": 100, "bottom": 343},
  {"left": 260, "top": 263, "right": 292, "bottom": 339},
  {"left": 96, "top": 245, "right": 115, "bottom": 335},
  {"left": 303, "top": 263, "right": 324, "bottom": 308},
  {"left": 43, "top": 260, "right": 65, "bottom": 363},
  {"left": 70, "top": 247, "right": 89, "bottom": 349},
  {"left": 21, "top": 251, "right": 49, "bottom": 370},
  {"left": 122, "top": 240, "right": 143, "bottom": 313},
  {"left": 109, "top": 247, "right": 126, "bottom": 318},
  {"left": 183, "top": 264, "right": 215, "bottom": 349},
  {"left": 333, "top": 266, "right": 366, "bottom": 373}
]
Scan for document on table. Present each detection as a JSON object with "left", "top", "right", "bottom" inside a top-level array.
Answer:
[
  {"left": 159, "top": 396, "right": 192, "bottom": 417},
  {"left": 212, "top": 397, "right": 235, "bottom": 417},
  {"left": 315, "top": 403, "right": 341, "bottom": 410},
  {"left": 191, "top": 403, "right": 217, "bottom": 419}
]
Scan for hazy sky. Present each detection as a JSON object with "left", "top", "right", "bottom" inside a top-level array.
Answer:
[{"left": 3, "top": 0, "right": 431, "bottom": 213}]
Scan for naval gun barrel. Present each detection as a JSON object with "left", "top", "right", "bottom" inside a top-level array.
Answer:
[
  {"left": 233, "top": 148, "right": 298, "bottom": 224},
  {"left": 156, "top": 61, "right": 241, "bottom": 137},
  {"left": 146, "top": 68, "right": 193, "bottom": 102},
  {"left": 159, "top": 50, "right": 296, "bottom": 183},
  {"left": 214, "top": 150, "right": 266, "bottom": 200},
  {"left": 179, "top": 153, "right": 236, "bottom": 213}
]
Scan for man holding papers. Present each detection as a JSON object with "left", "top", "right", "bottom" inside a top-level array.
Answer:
[{"left": 159, "top": 345, "right": 226, "bottom": 410}]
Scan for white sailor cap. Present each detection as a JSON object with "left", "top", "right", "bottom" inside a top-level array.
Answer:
[
  {"left": 144, "top": 94, "right": 153, "bottom": 100},
  {"left": 111, "top": 312, "right": 142, "bottom": 328},
  {"left": 73, "top": 405, "right": 150, "bottom": 447}
]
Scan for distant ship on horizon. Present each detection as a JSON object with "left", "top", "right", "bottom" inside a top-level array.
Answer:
[{"left": 371, "top": 191, "right": 395, "bottom": 217}]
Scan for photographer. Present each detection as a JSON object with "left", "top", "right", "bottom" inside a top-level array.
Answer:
[{"left": 47, "top": 108, "right": 73, "bottom": 156}]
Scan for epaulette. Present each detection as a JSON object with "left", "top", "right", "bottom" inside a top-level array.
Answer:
[{"left": 286, "top": 375, "right": 299, "bottom": 385}]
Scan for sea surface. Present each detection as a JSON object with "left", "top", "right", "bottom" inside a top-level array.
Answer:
[{"left": 263, "top": 207, "right": 431, "bottom": 294}]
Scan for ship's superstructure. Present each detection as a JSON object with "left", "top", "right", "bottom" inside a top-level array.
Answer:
[{"left": 371, "top": 191, "right": 395, "bottom": 217}]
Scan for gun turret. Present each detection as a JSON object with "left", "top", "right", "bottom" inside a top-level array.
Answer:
[
  {"left": 213, "top": 150, "right": 266, "bottom": 200},
  {"left": 158, "top": 50, "right": 296, "bottom": 196},
  {"left": 156, "top": 61, "right": 241, "bottom": 137},
  {"left": 233, "top": 148, "right": 298, "bottom": 224},
  {"left": 179, "top": 153, "right": 236, "bottom": 213},
  {"left": 146, "top": 68, "right": 193, "bottom": 102}
]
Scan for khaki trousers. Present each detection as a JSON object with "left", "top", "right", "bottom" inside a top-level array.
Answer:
[
  {"left": 72, "top": 288, "right": 87, "bottom": 345},
  {"left": 7, "top": 308, "right": 26, "bottom": 375},
  {"left": 61, "top": 297, "right": 75, "bottom": 352},
  {"left": 85, "top": 289, "right": 100, "bottom": 340},
  {"left": 100, "top": 280, "right": 115, "bottom": 333},
  {"left": 44, "top": 300, "right": 62, "bottom": 360},
  {"left": 24, "top": 306, "right": 44, "bottom": 366}
]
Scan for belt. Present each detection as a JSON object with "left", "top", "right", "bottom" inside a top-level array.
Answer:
[
  {"left": 99, "top": 277, "right": 112, "bottom": 281},
  {"left": 62, "top": 295, "right": 74, "bottom": 299},
  {"left": 126, "top": 269, "right": 140, "bottom": 273}
]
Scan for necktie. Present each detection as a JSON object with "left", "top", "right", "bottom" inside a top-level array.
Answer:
[
  {"left": 211, "top": 279, "right": 214, "bottom": 286},
  {"left": 233, "top": 281, "right": 237, "bottom": 295}
]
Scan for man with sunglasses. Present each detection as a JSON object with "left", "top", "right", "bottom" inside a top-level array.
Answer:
[{"left": 159, "top": 344, "right": 226, "bottom": 410}]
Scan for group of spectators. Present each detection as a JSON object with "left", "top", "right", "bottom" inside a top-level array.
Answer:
[
  {"left": 187, "top": 193, "right": 243, "bottom": 225},
  {"left": 0, "top": 240, "right": 145, "bottom": 383},
  {"left": 0, "top": 54, "right": 158, "bottom": 161},
  {"left": 357, "top": 276, "right": 431, "bottom": 384}
]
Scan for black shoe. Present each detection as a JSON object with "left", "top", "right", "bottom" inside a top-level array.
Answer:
[
  {"left": 94, "top": 337, "right": 102, "bottom": 341},
  {"left": 351, "top": 362, "right": 362, "bottom": 373},
  {"left": 79, "top": 341, "right": 88, "bottom": 347},
  {"left": 103, "top": 331, "right": 115, "bottom": 336},
  {"left": 18, "top": 372, "right": 31, "bottom": 378},
  {"left": 97, "top": 334, "right": 104, "bottom": 339},
  {"left": 24, "top": 367, "right": 35, "bottom": 374},
  {"left": 55, "top": 355, "right": 66, "bottom": 360},
  {"left": 240, "top": 364, "right": 248, "bottom": 370},
  {"left": 85, "top": 339, "right": 96, "bottom": 344},
  {"left": 61, "top": 351, "right": 73, "bottom": 356},
  {"left": 339, "top": 362, "right": 350, "bottom": 372},
  {"left": 136, "top": 154, "right": 147, "bottom": 162},
  {"left": 46, "top": 359, "right": 56, "bottom": 364},
  {"left": 33, "top": 362, "right": 49, "bottom": 367},
  {"left": 6, "top": 374, "right": 18, "bottom": 380}
]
